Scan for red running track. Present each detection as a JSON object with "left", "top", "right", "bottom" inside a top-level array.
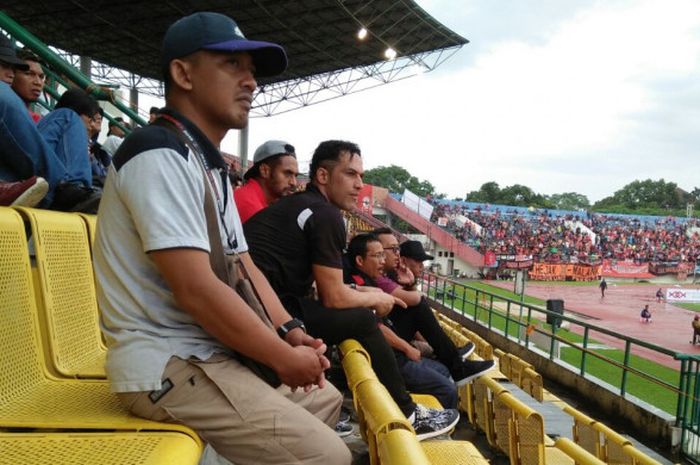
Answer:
[{"left": 487, "top": 281, "right": 700, "bottom": 368}]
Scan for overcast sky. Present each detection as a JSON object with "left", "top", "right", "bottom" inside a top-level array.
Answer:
[{"left": 219, "top": 0, "right": 700, "bottom": 203}]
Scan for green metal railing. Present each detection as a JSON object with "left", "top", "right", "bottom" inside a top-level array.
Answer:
[
  {"left": 422, "top": 273, "right": 700, "bottom": 463},
  {"left": 0, "top": 11, "right": 146, "bottom": 127}
]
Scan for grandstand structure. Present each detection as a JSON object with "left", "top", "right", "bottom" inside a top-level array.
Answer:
[
  {"left": 381, "top": 192, "right": 700, "bottom": 282},
  {"left": 1, "top": 3, "right": 699, "bottom": 465}
]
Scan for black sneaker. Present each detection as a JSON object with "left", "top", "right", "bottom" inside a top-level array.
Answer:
[
  {"left": 335, "top": 421, "right": 353, "bottom": 437},
  {"left": 451, "top": 359, "right": 496, "bottom": 387},
  {"left": 457, "top": 342, "right": 476, "bottom": 361},
  {"left": 409, "top": 404, "right": 460, "bottom": 441},
  {"left": 338, "top": 406, "right": 352, "bottom": 424},
  {"left": 51, "top": 182, "right": 102, "bottom": 214}
]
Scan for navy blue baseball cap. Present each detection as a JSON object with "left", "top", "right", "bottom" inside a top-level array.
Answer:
[{"left": 162, "top": 12, "right": 287, "bottom": 78}]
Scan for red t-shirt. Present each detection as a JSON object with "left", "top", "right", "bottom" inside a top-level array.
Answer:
[
  {"left": 29, "top": 110, "right": 41, "bottom": 123},
  {"left": 233, "top": 178, "right": 267, "bottom": 223}
]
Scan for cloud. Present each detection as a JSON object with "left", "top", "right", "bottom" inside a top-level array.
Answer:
[{"left": 224, "top": 0, "right": 700, "bottom": 202}]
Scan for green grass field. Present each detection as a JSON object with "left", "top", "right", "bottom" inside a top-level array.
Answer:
[
  {"left": 677, "top": 303, "right": 700, "bottom": 312},
  {"left": 430, "top": 281, "right": 681, "bottom": 414}
]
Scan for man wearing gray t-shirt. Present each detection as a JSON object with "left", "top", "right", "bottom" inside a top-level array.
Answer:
[{"left": 93, "top": 12, "right": 349, "bottom": 465}]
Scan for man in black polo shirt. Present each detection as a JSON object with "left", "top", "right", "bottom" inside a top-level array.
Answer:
[{"left": 245, "top": 140, "right": 459, "bottom": 440}]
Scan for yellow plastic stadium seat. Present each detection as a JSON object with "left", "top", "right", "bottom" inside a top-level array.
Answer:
[
  {"left": 521, "top": 367, "right": 544, "bottom": 402},
  {"left": 355, "top": 379, "right": 413, "bottom": 465},
  {"left": 0, "top": 207, "right": 200, "bottom": 445},
  {"left": 377, "top": 429, "right": 431, "bottom": 465},
  {"left": 342, "top": 350, "right": 378, "bottom": 393},
  {"left": 422, "top": 439, "right": 491, "bottom": 465},
  {"left": 595, "top": 422, "right": 634, "bottom": 465},
  {"left": 563, "top": 405, "right": 602, "bottom": 458},
  {"left": 554, "top": 438, "right": 607, "bottom": 465},
  {"left": 339, "top": 338, "right": 371, "bottom": 361},
  {"left": 16, "top": 207, "right": 106, "bottom": 379},
  {"left": 78, "top": 212, "right": 98, "bottom": 248},
  {"left": 0, "top": 431, "right": 201, "bottom": 465},
  {"left": 496, "top": 391, "right": 575, "bottom": 465},
  {"left": 411, "top": 393, "right": 443, "bottom": 409}
]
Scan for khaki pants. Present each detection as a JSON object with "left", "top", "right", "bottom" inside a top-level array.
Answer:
[{"left": 117, "top": 355, "right": 351, "bottom": 465}]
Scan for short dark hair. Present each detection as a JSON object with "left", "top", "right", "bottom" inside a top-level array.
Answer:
[
  {"left": 17, "top": 47, "right": 41, "bottom": 64},
  {"left": 55, "top": 88, "right": 100, "bottom": 118},
  {"left": 243, "top": 153, "right": 286, "bottom": 181},
  {"left": 309, "top": 140, "right": 361, "bottom": 182},
  {"left": 372, "top": 227, "right": 393, "bottom": 237},
  {"left": 347, "top": 233, "right": 380, "bottom": 268},
  {"left": 149, "top": 106, "right": 160, "bottom": 115}
]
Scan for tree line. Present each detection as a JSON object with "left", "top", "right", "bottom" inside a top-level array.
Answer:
[{"left": 363, "top": 165, "right": 699, "bottom": 217}]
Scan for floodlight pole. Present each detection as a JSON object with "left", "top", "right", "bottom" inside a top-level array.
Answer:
[{"left": 238, "top": 126, "right": 249, "bottom": 174}]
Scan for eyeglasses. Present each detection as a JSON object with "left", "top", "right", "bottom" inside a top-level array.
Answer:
[
  {"left": 367, "top": 252, "right": 386, "bottom": 259},
  {"left": 383, "top": 246, "right": 400, "bottom": 253}
]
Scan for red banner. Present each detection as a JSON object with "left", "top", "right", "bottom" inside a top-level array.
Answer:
[
  {"left": 356, "top": 184, "right": 373, "bottom": 214},
  {"left": 528, "top": 263, "right": 601, "bottom": 281},
  {"left": 600, "top": 260, "right": 653, "bottom": 278}
]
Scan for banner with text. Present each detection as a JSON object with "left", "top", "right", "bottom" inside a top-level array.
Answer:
[
  {"left": 528, "top": 263, "right": 601, "bottom": 281},
  {"left": 601, "top": 260, "right": 653, "bottom": 279},
  {"left": 666, "top": 288, "right": 700, "bottom": 302}
]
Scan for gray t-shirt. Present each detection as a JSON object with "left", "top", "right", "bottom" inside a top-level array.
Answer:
[{"left": 94, "top": 110, "right": 247, "bottom": 392}]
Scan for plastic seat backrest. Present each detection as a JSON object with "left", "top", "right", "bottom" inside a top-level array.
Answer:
[
  {"left": 0, "top": 207, "right": 52, "bottom": 400},
  {"left": 16, "top": 207, "right": 105, "bottom": 379}
]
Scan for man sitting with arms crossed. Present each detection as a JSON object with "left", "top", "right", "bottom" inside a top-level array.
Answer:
[
  {"left": 245, "top": 140, "right": 460, "bottom": 440},
  {"left": 94, "top": 12, "right": 350, "bottom": 465},
  {"left": 373, "top": 229, "right": 496, "bottom": 384},
  {"left": 346, "top": 233, "right": 459, "bottom": 409},
  {"left": 234, "top": 139, "right": 298, "bottom": 223}
]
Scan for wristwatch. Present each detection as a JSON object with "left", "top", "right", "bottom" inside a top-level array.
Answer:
[{"left": 277, "top": 318, "right": 306, "bottom": 339}]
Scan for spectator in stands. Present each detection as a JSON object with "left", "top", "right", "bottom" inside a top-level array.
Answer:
[
  {"left": 245, "top": 139, "right": 460, "bottom": 440},
  {"left": 599, "top": 278, "right": 608, "bottom": 298},
  {"left": 88, "top": 110, "right": 113, "bottom": 187},
  {"left": 400, "top": 240, "right": 433, "bottom": 287},
  {"left": 93, "top": 12, "right": 350, "bottom": 465},
  {"left": 0, "top": 73, "right": 102, "bottom": 211},
  {"left": 101, "top": 116, "right": 128, "bottom": 157},
  {"left": 0, "top": 34, "right": 28, "bottom": 84},
  {"left": 373, "top": 228, "right": 495, "bottom": 384},
  {"left": 346, "top": 232, "right": 459, "bottom": 408},
  {"left": 0, "top": 35, "right": 48, "bottom": 207},
  {"left": 693, "top": 316, "right": 700, "bottom": 345},
  {"left": 148, "top": 106, "right": 160, "bottom": 123},
  {"left": 234, "top": 139, "right": 298, "bottom": 223},
  {"left": 640, "top": 305, "right": 652, "bottom": 323},
  {"left": 11, "top": 48, "right": 45, "bottom": 123},
  {"left": 36, "top": 88, "right": 102, "bottom": 212}
]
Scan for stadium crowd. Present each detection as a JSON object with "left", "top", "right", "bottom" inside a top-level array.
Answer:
[{"left": 430, "top": 202, "right": 700, "bottom": 264}]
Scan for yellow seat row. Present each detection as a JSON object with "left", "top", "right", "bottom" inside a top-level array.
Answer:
[
  {"left": 0, "top": 207, "right": 202, "bottom": 464},
  {"left": 435, "top": 310, "right": 666, "bottom": 465},
  {"left": 564, "top": 406, "right": 665, "bottom": 465},
  {"left": 339, "top": 340, "right": 490, "bottom": 465}
]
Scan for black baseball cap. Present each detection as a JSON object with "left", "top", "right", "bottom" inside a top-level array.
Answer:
[
  {"left": 162, "top": 12, "right": 287, "bottom": 77},
  {"left": 0, "top": 35, "right": 29, "bottom": 70},
  {"left": 400, "top": 240, "right": 434, "bottom": 261}
]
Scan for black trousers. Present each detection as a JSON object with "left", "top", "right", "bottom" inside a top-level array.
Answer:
[
  {"left": 386, "top": 297, "right": 460, "bottom": 372},
  {"left": 286, "top": 296, "right": 416, "bottom": 416}
]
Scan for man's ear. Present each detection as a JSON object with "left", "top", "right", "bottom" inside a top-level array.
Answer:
[
  {"left": 169, "top": 58, "right": 194, "bottom": 91},
  {"left": 259, "top": 163, "right": 271, "bottom": 179},
  {"left": 354, "top": 254, "right": 364, "bottom": 270},
  {"left": 315, "top": 166, "right": 329, "bottom": 186}
]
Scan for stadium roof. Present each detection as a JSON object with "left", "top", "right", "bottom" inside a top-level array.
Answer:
[{"left": 1, "top": 1, "right": 467, "bottom": 116}]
